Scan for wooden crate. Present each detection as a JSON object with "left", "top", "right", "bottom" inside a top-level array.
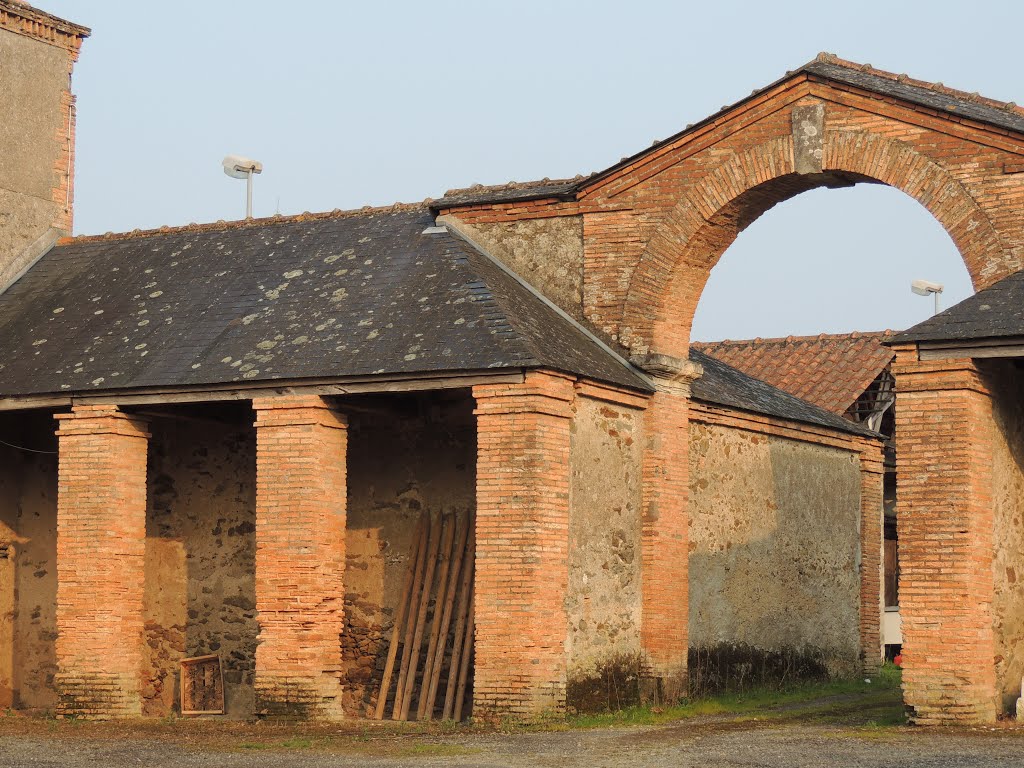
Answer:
[{"left": 180, "top": 654, "right": 225, "bottom": 716}]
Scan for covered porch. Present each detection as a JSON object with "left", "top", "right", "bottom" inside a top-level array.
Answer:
[{"left": 0, "top": 368, "right": 649, "bottom": 720}]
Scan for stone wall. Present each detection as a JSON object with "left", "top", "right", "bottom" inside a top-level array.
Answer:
[
  {"left": 688, "top": 421, "right": 862, "bottom": 690},
  {"left": 142, "top": 413, "right": 258, "bottom": 718},
  {"left": 342, "top": 394, "right": 476, "bottom": 716},
  {"left": 444, "top": 215, "right": 585, "bottom": 320},
  {"left": 566, "top": 390, "right": 643, "bottom": 711},
  {"left": 987, "top": 362, "right": 1024, "bottom": 713},
  {"left": 0, "top": 411, "right": 58, "bottom": 711}
]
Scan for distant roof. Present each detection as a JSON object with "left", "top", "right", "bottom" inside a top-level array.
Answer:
[
  {"left": 689, "top": 349, "right": 876, "bottom": 438},
  {"left": 891, "top": 270, "right": 1024, "bottom": 344},
  {"left": 693, "top": 331, "right": 895, "bottom": 416},
  {"left": 433, "top": 53, "right": 1024, "bottom": 210},
  {"left": 0, "top": 208, "right": 651, "bottom": 396}
]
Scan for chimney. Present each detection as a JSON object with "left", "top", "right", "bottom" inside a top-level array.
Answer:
[{"left": 0, "top": 1, "right": 89, "bottom": 292}]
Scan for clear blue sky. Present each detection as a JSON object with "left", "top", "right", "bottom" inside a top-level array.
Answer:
[{"left": 41, "top": 1, "right": 1022, "bottom": 341}]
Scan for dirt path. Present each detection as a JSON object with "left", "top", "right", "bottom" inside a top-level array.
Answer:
[{"left": 2, "top": 699, "right": 1022, "bottom": 767}]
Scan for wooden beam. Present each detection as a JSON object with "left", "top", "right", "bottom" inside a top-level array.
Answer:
[
  {"left": 918, "top": 338, "right": 1024, "bottom": 361},
  {"left": 0, "top": 396, "right": 72, "bottom": 412},
  {"left": 0, "top": 371, "right": 526, "bottom": 412}
]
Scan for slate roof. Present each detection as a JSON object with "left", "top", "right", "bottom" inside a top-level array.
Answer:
[
  {"left": 0, "top": 207, "right": 650, "bottom": 396},
  {"left": 433, "top": 179, "right": 580, "bottom": 209},
  {"left": 693, "top": 332, "right": 895, "bottom": 416},
  {"left": 890, "top": 269, "right": 1024, "bottom": 344},
  {"left": 689, "top": 349, "right": 876, "bottom": 438},
  {"left": 0, "top": 203, "right": 880, "bottom": 439},
  {"left": 434, "top": 53, "right": 1024, "bottom": 210}
]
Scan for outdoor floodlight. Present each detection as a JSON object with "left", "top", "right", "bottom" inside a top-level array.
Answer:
[
  {"left": 222, "top": 155, "right": 263, "bottom": 219},
  {"left": 911, "top": 279, "right": 944, "bottom": 315}
]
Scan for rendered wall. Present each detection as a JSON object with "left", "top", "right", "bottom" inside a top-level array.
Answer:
[
  {"left": 566, "top": 393, "right": 643, "bottom": 710},
  {"left": 688, "top": 421, "right": 862, "bottom": 689},
  {"left": 0, "top": 24, "right": 72, "bottom": 279},
  {"left": 987, "top": 363, "right": 1024, "bottom": 713}
]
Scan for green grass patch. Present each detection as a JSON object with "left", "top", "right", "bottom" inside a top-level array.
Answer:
[{"left": 553, "top": 664, "right": 906, "bottom": 731}]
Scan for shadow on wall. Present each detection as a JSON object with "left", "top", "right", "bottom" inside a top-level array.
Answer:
[
  {"left": 343, "top": 394, "right": 476, "bottom": 718},
  {"left": 688, "top": 423, "right": 863, "bottom": 694},
  {"left": 0, "top": 411, "right": 59, "bottom": 712},
  {"left": 688, "top": 643, "right": 830, "bottom": 697},
  {"left": 983, "top": 360, "right": 1024, "bottom": 714},
  {"left": 143, "top": 412, "right": 258, "bottom": 718}
]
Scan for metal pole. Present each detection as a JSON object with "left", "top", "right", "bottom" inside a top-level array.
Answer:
[
  {"left": 243, "top": 167, "right": 251, "bottom": 217},
  {"left": 934, "top": 290, "right": 940, "bottom": 315}
]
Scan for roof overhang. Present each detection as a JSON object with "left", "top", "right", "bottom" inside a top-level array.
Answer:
[
  {"left": 0, "top": 369, "right": 528, "bottom": 413},
  {"left": 914, "top": 336, "right": 1024, "bottom": 361}
]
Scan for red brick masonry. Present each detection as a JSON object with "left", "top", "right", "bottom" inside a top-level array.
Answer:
[
  {"left": 54, "top": 405, "right": 149, "bottom": 718},
  {"left": 252, "top": 396, "right": 348, "bottom": 719},
  {"left": 892, "top": 348, "right": 999, "bottom": 723},
  {"left": 473, "top": 371, "right": 574, "bottom": 718}
]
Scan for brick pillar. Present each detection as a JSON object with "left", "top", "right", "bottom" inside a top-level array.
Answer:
[
  {"left": 53, "top": 405, "right": 149, "bottom": 718},
  {"left": 472, "top": 370, "right": 574, "bottom": 718},
  {"left": 252, "top": 396, "right": 347, "bottom": 719},
  {"left": 634, "top": 353, "right": 701, "bottom": 703},
  {"left": 858, "top": 440, "right": 886, "bottom": 676},
  {"left": 892, "top": 346, "right": 997, "bottom": 723}
]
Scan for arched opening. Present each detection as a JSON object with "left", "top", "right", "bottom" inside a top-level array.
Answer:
[
  {"left": 684, "top": 182, "right": 974, "bottom": 694},
  {"left": 623, "top": 132, "right": 1013, "bottom": 359},
  {"left": 691, "top": 184, "right": 974, "bottom": 342},
  {"left": 626, "top": 131, "right": 1020, "bottom": 720}
]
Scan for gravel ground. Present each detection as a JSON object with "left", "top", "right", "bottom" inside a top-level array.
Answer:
[{"left": 1, "top": 717, "right": 1022, "bottom": 768}]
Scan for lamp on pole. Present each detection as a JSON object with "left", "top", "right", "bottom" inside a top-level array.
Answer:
[
  {"left": 911, "top": 279, "right": 944, "bottom": 316},
  {"left": 222, "top": 155, "right": 263, "bottom": 219}
]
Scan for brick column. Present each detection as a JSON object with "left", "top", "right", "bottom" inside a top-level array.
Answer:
[
  {"left": 252, "top": 396, "right": 347, "bottom": 719},
  {"left": 54, "top": 405, "right": 149, "bottom": 718},
  {"left": 858, "top": 439, "right": 886, "bottom": 676},
  {"left": 634, "top": 353, "right": 702, "bottom": 703},
  {"left": 472, "top": 370, "right": 574, "bottom": 718},
  {"left": 892, "top": 346, "right": 998, "bottom": 723}
]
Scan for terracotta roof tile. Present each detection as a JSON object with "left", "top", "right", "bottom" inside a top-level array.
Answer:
[{"left": 692, "top": 331, "right": 896, "bottom": 416}]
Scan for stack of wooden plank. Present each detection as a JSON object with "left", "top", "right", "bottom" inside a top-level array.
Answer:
[{"left": 373, "top": 511, "right": 475, "bottom": 721}]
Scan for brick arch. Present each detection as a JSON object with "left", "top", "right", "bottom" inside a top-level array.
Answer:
[{"left": 620, "top": 131, "right": 1014, "bottom": 358}]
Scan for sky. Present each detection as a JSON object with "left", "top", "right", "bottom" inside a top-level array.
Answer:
[{"left": 39, "top": 0, "right": 1023, "bottom": 342}]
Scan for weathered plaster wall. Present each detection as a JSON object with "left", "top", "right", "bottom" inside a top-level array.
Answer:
[
  {"left": 0, "top": 412, "right": 59, "bottom": 711},
  {"left": 0, "top": 27, "right": 69, "bottom": 274},
  {"left": 449, "top": 216, "right": 585, "bottom": 320},
  {"left": 342, "top": 395, "right": 476, "bottom": 716},
  {"left": 566, "top": 394, "right": 643, "bottom": 710},
  {"left": 688, "top": 421, "right": 862, "bottom": 686},
  {"left": 143, "top": 416, "right": 258, "bottom": 718},
  {"left": 987, "top": 363, "right": 1024, "bottom": 713}
]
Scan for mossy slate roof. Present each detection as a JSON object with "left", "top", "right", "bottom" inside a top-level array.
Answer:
[
  {"left": 891, "top": 269, "right": 1024, "bottom": 344},
  {"left": 689, "top": 349, "right": 877, "bottom": 438},
  {"left": 0, "top": 208, "right": 650, "bottom": 396}
]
